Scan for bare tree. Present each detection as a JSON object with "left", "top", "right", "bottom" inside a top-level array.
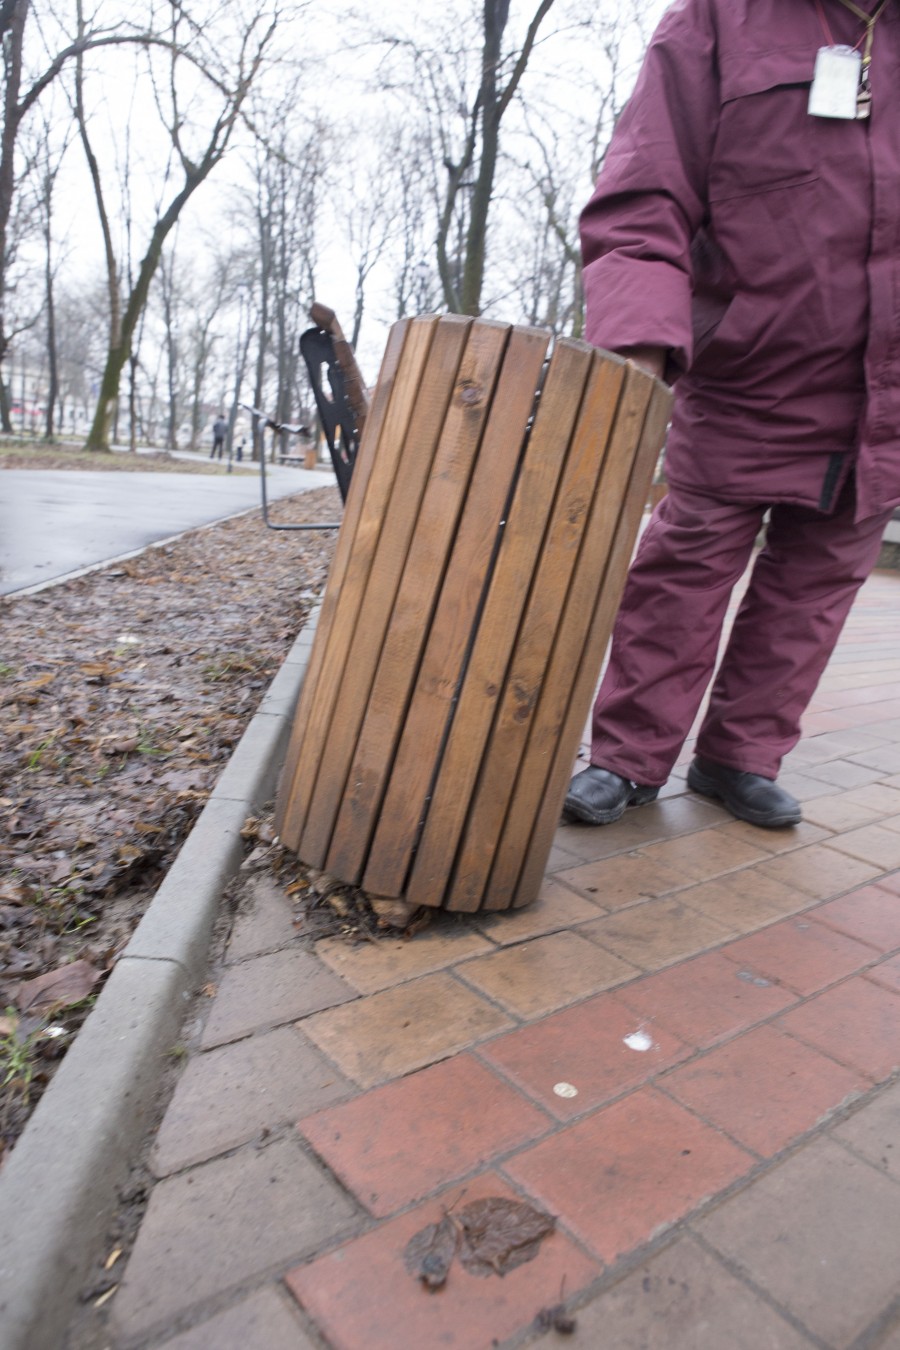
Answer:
[
  {"left": 390, "top": 124, "right": 442, "bottom": 320},
  {"left": 30, "top": 110, "right": 71, "bottom": 437},
  {"left": 496, "top": 0, "right": 661, "bottom": 336},
  {"left": 78, "top": 2, "right": 280, "bottom": 450},
  {"left": 335, "top": 131, "right": 398, "bottom": 348},
  {"left": 53, "top": 277, "right": 106, "bottom": 434},
  {"left": 156, "top": 236, "right": 184, "bottom": 449},
  {"left": 0, "top": 2, "right": 195, "bottom": 428},
  {"left": 378, "top": 0, "right": 558, "bottom": 317},
  {"left": 241, "top": 85, "right": 324, "bottom": 458}
]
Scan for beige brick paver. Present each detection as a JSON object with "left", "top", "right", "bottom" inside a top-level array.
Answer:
[
  {"left": 299, "top": 973, "right": 514, "bottom": 1087},
  {"left": 561, "top": 1235, "right": 812, "bottom": 1349},
  {"left": 156, "top": 1289, "right": 319, "bottom": 1350},
  {"left": 456, "top": 930, "right": 638, "bottom": 1017}
]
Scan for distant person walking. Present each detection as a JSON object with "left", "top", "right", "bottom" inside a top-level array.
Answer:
[{"left": 210, "top": 414, "right": 228, "bottom": 460}]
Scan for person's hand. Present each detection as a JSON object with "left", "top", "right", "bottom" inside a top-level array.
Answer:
[{"left": 616, "top": 346, "right": 668, "bottom": 382}]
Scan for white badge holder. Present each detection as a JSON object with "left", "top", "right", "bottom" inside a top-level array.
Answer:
[{"left": 808, "top": 45, "right": 861, "bottom": 119}]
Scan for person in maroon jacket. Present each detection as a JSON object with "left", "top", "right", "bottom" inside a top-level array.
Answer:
[{"left": 565, "top": 0, "right": 900, "bottom": 830}]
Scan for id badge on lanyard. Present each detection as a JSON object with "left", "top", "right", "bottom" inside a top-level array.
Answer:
[{"left": 808, "top": 44, "right": 862, "bottom": 118}]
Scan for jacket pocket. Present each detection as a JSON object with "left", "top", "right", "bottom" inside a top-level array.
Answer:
[{"left": 710, "top": 48, "right": 817, "bottom": 201}]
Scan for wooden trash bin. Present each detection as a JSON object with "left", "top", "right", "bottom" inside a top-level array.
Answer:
[{"left": 274, "top": 314, "right": 672, "bottom": 912}]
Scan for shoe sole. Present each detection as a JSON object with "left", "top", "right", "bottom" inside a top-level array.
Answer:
[
  {"left": 687, "top": 764, "right": 801, "bottom": 829},
  {"left": 562, "top": 784, "right": 659, "bottom": 827}
]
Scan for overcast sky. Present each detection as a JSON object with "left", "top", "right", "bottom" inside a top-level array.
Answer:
[{"left": 31, "top": 0, "right": 671, "bottom": 400}]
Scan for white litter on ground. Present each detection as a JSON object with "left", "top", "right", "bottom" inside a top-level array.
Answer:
[{"left": 624, "top": 1030, "right": 655, "bottom": 1053}]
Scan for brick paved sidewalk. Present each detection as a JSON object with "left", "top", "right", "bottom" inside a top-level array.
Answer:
[{"left": 88, "top": 568, "right": 900, "bottom": 1350}]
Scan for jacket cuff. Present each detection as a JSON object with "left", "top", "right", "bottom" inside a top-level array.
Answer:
[{"left": 583, "top": 256, "right": 693, "bottom": 375}]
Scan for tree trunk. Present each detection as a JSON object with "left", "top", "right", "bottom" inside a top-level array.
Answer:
[
  {"left": 86, "top": 161, "right": 228, "bottom": 450},
  {"left": 74, "top": 9, "right": 120, "bottom": 446},
  {"left": 81, "top": 11, "right": 275, "bottom": 449},
  {"left": 252, "top": 207, "right": 271, "bottom": 463},
  {"left": 43, "top": 226, "right": 58, "bottom": 439},
  {"left": 438, "top": 0, "right": 556, "bottom": 319},
  {"left": 0, "top": 0, "right": 27, "bottom": 430}
]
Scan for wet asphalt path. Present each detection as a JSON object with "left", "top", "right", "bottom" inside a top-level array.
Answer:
[{"left": 0, "top": 463, "right": 337, "bottom": 595}]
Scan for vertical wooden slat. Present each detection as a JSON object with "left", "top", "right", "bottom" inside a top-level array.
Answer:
[
  {"left": 274, "top": 319, "right": 411, "bottom": 846},
  {"left": 442, "top": 348, "right": 623, "bottom": 912},
  {"left": 297, "top": 315, "right": 472, "bottom": 869},
  {"left": 400, "top": 329, "right": 555, "bottom": 910},
  {"left": 326, "top": 318, "right": 514, "bottom": 884},
  {"left": 497, "top": 370, "right": 672, "bottom": 910},
  {"left": 275, "top": 317, "right": 438, "bottom": 854},
  {"left": 483, "top": 360, "right": 655, "bottom": 908},
  {"left": 361, "top": 326, "right": 549, "bottom": 900}
]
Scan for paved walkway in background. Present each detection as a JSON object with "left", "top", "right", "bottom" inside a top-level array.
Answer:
[
  {"left": 91, "top": 566, "right": 900, "bottom": 1350},
  {"left": 0, "top": 457, "right": 336, "bottom": 595}
]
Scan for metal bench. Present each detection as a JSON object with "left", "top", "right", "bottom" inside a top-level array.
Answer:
[{"left": 245, "top": 304, "right": 369, "bottom": 533}]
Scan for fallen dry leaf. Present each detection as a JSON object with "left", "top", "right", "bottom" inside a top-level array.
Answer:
[
  {"left": 369, "top": 896, "right": 420, "bottom": 929},
  {"left": 0, "top": 483, "right": 339, "bottom": 1152},
  {"left": 456, "top": 1197, "right": 556, "bottom": 1277},
  {"left": 0, "top": 880, "right": 31, "bottom": 906},
  {"left": 404, "top": 1197, "right": 556, "bottom": 1290},
  {"left": 14, "top": 959, "right": 103, "bottom": 1014},
  {"left": 534, "top": 1303, "right": 577, "bottom": 1335},
  {"left": 403, "top": 1215, "right": 458, "bottom": 1290},
  {"left": 100, "top": 736, "right": 140, "bottom": 756}
]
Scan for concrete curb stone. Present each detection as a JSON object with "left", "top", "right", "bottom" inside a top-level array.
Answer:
[{"left": 0, "top": 617, "right": 316, "bottom": 1350}]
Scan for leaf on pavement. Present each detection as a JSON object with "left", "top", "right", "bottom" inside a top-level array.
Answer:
[
  {"left": 404, "top": 1198, "right": 556, "bottom": 1289},
  {"left": 456, "top": 1197, "right": 556, "bottom": 1277},
  {"left": 534, "top": 1303, "right": 578, "bottom": 1335},
  {"left": 403, "top": 1215, "right": 459, "bottom": 1290}
]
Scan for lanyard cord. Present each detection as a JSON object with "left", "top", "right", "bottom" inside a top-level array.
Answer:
[{"left": 815, "top": 0, "right": 891, "bottom": 65}]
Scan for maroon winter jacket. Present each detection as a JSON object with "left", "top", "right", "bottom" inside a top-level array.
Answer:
[{"left": 580, "top": 0, "right": 900, "bottom": 519}]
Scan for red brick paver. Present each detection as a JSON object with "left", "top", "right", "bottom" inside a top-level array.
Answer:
[
  {"left": 614, "top": 950, "right": 798, "bottom": 1047},
  {"left": 776, "top": 976, "right": 900, "bottom": 1079},
  {"left": 479, "top": 989, "right": 691, "bottom": 1118},
  {"left": 504, "top": 1087, "right": 754, "bottom": 1263},
  {"left": 719, "top": 914, "right": 878, "bottom": 995},
  {"left": 299, "top": 1054, "right": 552, "bottom": 1216},
  {"left": 285, "top": 1173, "right": 600, "bottom": 1350},
  {"left": 814, "top": 879, "right": 900, "bottom": 948},
  {"left": 662, "top": 1023, "right": 867, "bottom": 1156}
]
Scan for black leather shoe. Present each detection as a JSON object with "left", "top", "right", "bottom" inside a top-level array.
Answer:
[
  {"left": 563, "top": 766, "right": 660, "bottom": 825},
  {"left": 687, "top": 756, "right": 801, "bottom": 828}
]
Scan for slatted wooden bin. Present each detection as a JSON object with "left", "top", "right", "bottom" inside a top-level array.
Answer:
[{"left": 274, "top": 314, "right": 672, "bottom": 912}]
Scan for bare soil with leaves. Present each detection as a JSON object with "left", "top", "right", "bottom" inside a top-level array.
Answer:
[{"left": 0, "top": 485, "right": 340, "bottom": 1156}]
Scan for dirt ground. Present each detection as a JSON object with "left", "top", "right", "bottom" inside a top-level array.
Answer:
[{"left": 0, "top": 454, "right": 340, "bottom": 1156}]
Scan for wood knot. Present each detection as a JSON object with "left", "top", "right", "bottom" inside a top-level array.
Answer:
[{"left": 459, "top": 382, "right": 482, "bottom": 406}]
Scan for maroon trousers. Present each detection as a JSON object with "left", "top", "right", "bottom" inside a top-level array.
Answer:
[{"left": 591, "top": 481, "right": 892, "bottom": 785}]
